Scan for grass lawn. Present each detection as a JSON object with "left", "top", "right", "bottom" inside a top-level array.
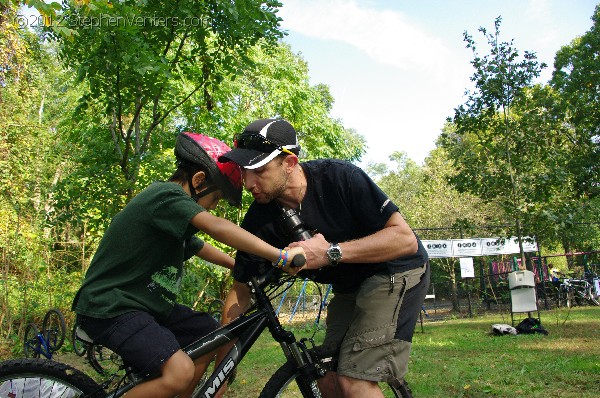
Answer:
[
  {"left": 405, "top": 306, "right": 600, "bottom": 397},
  {"left": 33, "top": 306, "right": 600, "bottom": 397},
  {"left": 224, "top": 306, "right": 600, "bottom": 397}
]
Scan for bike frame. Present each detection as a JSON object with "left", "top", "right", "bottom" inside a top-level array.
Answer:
[
  {"left": 109, "top": 271, "right": 320, "bottom": 398},
  {"left": 26, "top": 333, "right": 53, "bottom": 360}
]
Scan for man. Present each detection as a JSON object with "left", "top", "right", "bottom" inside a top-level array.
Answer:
[{"left": 219, "top": 119, "right": 430, "bottom": 397}]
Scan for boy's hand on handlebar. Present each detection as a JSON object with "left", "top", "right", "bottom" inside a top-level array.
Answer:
[{"left": 282, "top": 247, "right": 306, "bottom": 275}]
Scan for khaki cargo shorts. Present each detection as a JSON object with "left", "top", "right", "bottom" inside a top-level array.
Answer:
[{"left": 323, "top": 263, "right": 430, "bottom": 385}]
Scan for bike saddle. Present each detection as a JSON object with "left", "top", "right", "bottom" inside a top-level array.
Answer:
[{"left": 74, "top": 326, "right": 94, "bottom": 344}]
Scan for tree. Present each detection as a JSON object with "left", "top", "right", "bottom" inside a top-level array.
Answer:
[
  {"left": 440, "top": 16, "right": 547, "bottom": 268},
  {"left": 551, "top": 4, "right": 600, "bottom": 200},
  {"left": 180, "top": 42, "right": 366, "bottom": 162},
  {"left": 372, "top": 151, "right": 423, "bottom": 226},
  {"left": 550, "top": 4, "right": 600, "bottom": 253},
  {"left": 51, "top": 0, "right": 286, "bottom": 199},
  {"left": 1, "top": 2, "right": 83, "bottom": 349},
  {"left": 372, "top": 146, "right": 505, "bottom": 310}
]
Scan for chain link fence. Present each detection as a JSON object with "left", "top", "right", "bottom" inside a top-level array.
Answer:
[{"left": 275, "top": 251, "right": 600, "bottom": 328}]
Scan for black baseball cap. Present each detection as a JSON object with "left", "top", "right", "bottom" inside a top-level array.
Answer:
[{"left": 219, "top": 119, "right": 300, "bottom": 169}]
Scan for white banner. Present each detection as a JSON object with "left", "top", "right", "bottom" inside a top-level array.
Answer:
[
  {"left": 501, "top": 237, "right": 521, "bottom": 255},
  {"left": 422, "top": 236, "right": 538, "bottom": 258}
]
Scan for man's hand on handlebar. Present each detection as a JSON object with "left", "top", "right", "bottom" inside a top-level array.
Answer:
[{"left": 288, "top": 233, "right": 330, "bottom": 270}]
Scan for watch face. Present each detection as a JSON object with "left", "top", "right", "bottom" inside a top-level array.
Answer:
[{"left": 327, "top": 244, "right": 342, "bottom": 264}]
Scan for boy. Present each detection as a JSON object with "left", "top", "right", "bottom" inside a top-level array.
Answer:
[{"left": 72, "top": 132, "right": 303, "bottom": 398}]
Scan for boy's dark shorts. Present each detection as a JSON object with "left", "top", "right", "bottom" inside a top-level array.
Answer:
[{"left": 78, "top": 304, "right": 219, "bottom": 378}]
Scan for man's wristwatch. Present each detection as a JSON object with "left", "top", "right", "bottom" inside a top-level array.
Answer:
[{"left": 326, "top": 242, "right": 342, "bottom": 266}]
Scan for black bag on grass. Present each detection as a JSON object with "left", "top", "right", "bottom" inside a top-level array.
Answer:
[{"left": 515, "top": 317, "right": 548, "bottom": 335}]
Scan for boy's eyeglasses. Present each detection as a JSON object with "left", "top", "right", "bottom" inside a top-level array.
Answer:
[{"left": 234, "top": 134, "right": 295, "bottom": 156}]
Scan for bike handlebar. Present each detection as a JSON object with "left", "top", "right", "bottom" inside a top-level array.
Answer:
[{"left": 291, "top": 254, "right": 306, "bottom": 268}]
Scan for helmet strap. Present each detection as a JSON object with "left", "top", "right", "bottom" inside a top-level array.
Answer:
[{"left": 189, "top": 174, "right": 219, "bottom": 203}]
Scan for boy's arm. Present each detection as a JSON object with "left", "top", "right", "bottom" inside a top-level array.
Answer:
[
  {"left": 196, "top": 243, "right": 235, "bottom": 270},
  {"left": 191, "top": 211, "right": 303, "bottom": 265}
]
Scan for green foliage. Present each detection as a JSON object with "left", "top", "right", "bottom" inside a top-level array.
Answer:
[
  {"left": 45, "top": 0, "right": 287, "bottom": 205},
  {"left": 439, "top": 16, "right": 600, "bottom": 256},
  {"left": 178, "top": 259, "right": 233, "bottom": 309},
  {"left": 373, "top": 151, "right": 423, "bottom": 225},
  {"left": 443, "top": 16, "right": 546, "bottom": 210},
  {"left": 551, "top": 4, "right": 600, "bottom": 201}
]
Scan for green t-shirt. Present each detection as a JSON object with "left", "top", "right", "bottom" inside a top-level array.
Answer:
[{"left": 72, "top": 181, "right": 205, "bottom": 321}]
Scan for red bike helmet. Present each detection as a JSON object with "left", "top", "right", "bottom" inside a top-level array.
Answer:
[{"left": 175, "top": 132, "right": 242, "bottom": 207}]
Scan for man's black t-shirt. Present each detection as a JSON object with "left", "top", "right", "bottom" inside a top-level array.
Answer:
[{"left": 233, "top": 159, "right": 428, "bottom": 293}]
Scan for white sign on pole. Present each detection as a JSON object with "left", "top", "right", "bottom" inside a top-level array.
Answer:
[{"left": 460, "top": 257, "right": 475, "bottom": 278}]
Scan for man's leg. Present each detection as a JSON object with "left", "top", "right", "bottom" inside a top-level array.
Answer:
[
  {"left": 316, "top": 291, "right": 355, "bottom": 398},
  {"left": 336, "top": 265, "right": 429, "bottom": 397}
]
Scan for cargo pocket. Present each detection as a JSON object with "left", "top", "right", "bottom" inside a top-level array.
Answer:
[{"left": 347, "top": 273, "right": 409, "bottom": 351}]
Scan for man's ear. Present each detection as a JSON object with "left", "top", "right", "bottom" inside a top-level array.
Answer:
[
  {"left": 284, "top": 154, "right": 299, "bottom": 173},
  {"left": 192, "top": 171, "right": 207, "bottom": 189}
]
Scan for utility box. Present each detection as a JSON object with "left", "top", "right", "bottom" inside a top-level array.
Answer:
[
  {"left": 508, "top": 270, "right": 540, "bottom": 325},
  {"left": 508, "top": 270, "right": 535, "bottom": 289}
]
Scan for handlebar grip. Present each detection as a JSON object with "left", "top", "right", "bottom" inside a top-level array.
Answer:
[{"left": 291, "top": 254, "right": 306, "bottom": 268}]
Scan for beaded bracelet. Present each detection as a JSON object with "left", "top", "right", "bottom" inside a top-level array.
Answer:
[{"left": 276, "top": 249, "right": 288, "bottom": 269}]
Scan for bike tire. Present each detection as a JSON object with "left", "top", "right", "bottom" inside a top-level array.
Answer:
[
  {"left": 258, "top": 360, "right": 322, "bottom": 398},
  {"left": 259, "top": 360, "right": 412, "bottom": 398},
  {"left": 23, "top": 323, "right": 41, "bottom": 359},
  {"left": 71, "top": 324, "right": 88, "bottom": 357},
  {"left": 0, "top": 358, "right": 106, "bottom": 397},
  {"left": 42, "top": 308, "right": 67, "bottom": 352}
]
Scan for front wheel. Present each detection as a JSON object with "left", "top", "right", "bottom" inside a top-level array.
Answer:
[
  {"left": 259, "top": 360, "right": 412, "bottom": 398},
  {"left": 0, "top": 358, "right": 106, "bottom": 397},
  {"left": 259, "top": 360, "right": 322, "bottom": 398}
]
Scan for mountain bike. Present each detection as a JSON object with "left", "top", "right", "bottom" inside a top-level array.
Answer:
[
  {"left": 0, "top": 258, "right": 413, "bottom": 398},
  {"left": 23, "top": 308, "right": 67, "bottom": 360}
]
